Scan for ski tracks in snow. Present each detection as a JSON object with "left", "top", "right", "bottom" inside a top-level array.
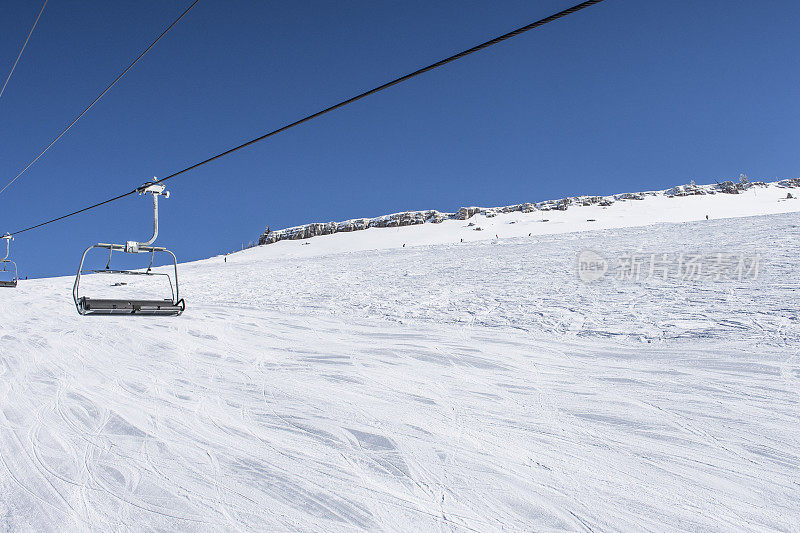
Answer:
[{"left": 0, "top": 213, "right": 799, "bottom": 530}]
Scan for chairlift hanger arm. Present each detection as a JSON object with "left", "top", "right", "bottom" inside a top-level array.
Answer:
[
  {"left": 2, "top": 234, "right": 12, "bottom": 261},
  {"left": 126, "top": 180, "right": 170, "bottom": 252},
  {"left": 136, "top": 180, "right": 169, "bottom": 197}
]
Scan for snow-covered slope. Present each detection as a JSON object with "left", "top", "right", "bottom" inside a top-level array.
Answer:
[
  {"left": 256, "top": 178, "right": 800, "bottom": 250},
  {"left": 1, "top": 192, "right": 799, "bottom": 531},
  {"left": 251, "top": 179, "right": 800, "bottom": 258}
]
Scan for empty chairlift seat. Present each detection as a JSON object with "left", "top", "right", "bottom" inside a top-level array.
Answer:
[
  {"left": 74, "top": 260, "right": 185, "bottom": 316},
  {"left": 73, "top": 180, "right": 185, "bottom": 316},
  {"left": 0, "top": 234, "right": 18, "bottom": 288},
  {"left": 79, "top": 297, "right": 184, "bottom": 315}
]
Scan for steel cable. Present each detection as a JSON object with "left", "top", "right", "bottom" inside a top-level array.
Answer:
[
  {"left": 0, "top": 0, "right": 200, "bottom": 197},
  {"left": 9, "top": 0, "right": 605, "bottom": 236}
]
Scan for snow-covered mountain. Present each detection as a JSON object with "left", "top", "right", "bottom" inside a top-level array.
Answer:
[
  {"left": 258, "top": 177, "right": 800, "bottom": 247},
  {"left": 1, "top": 184, "right": 799, "bottom": 531}
]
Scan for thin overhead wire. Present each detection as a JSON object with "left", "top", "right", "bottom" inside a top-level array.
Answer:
[
  {"left": 0, "top": 0, "right": 201, "bottom": 198},
  {"left": 156, "top": 0, "right": 606, "bottom": 187},
  {"left": 10, "top": 190, "right": 139, "bottom": 236},
  {"left": 9, "top": 0, "right": 605, "bottom": 236},
  {"left": 0, "top": 0, "right": 48, "bottom": 102}
]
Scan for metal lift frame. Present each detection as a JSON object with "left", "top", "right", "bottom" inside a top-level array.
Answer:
[
  {"left": 0, "top": 234, "right": 18, "bottom": 288},
  {"left": 73, "top": 180, "right": 185, "bottom": 315}
]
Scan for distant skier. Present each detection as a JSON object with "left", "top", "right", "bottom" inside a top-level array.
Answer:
[{"left": 706, "top": 215, "right": 709, "bottom": 220}]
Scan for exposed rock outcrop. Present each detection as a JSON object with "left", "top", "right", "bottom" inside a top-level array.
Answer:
[
  {"left": 259, "top": 210, "right": 448, "bottom": 245},
  {"left": 257, "top": 177, "right": 796, "bottom": 246},
  {"left": 666, "top": 182, "right": 707, "bottom": 197},
  {"left": 777, "top": 178, "right": 800, "bottom": 188}
]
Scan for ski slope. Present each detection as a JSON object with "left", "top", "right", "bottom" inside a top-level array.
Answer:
[{"left": 1, "top": 189, "right": 799, "bottom": 531}]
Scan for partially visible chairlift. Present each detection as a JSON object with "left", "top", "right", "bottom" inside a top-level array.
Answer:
[
  {"left": 73, "top": 179, "right": 185, "bottom": 316},
  {"left": 1, "top": 234, "right": 18, "bottom": 288}
]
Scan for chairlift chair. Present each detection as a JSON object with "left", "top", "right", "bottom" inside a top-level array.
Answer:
[
  {"left": 0, "top": 234, "right": 18, "bottom": 288},
  {"left": 73, "top": 180, "right": 185, "bottom": 315}
]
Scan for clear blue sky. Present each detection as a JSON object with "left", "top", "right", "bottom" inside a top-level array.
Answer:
[{"left": 1, "top": 0, "right": 798, "bottom": 278}]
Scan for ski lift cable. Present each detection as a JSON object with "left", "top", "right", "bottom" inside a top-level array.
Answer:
[
  {"left": 0, "top": 0, "right": 201, "bottom": 198},
  {"left": 8, "top": 0, "right": 605, "bottom": 237},
  {"left": 0, "top": 0, "right": 49, "bottom": 102}
]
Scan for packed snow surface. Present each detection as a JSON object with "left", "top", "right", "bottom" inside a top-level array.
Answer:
[{"left": 1, "top": 191, "right": 799, "bottom": 531}]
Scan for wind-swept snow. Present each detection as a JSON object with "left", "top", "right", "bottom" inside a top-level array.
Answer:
[{"left": 1, "top": 197, "right": 799, "bottom": 530}]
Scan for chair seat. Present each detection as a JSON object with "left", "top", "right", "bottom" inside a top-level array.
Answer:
[{"left": 78, "top": 297, "right": 184, "bottom": 316}]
